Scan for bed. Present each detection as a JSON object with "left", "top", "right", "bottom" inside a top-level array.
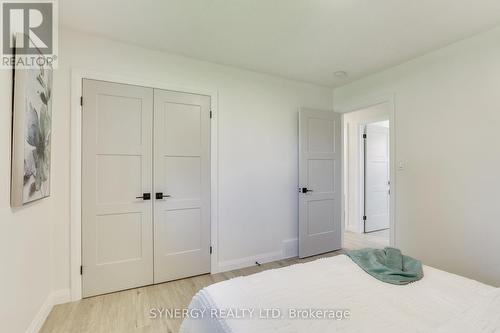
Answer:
[{"left": 180, "top": 254, "right": 500, "bottom": 333}]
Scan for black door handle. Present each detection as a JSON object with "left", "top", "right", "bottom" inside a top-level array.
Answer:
[
  {"left": 156, "top": 192, "right": 171, "bottom": 200},
  {"left": 136, "top": 193, "right": 151, "bottom": 200},
  {"left": 301, "top": 187, "right": 313, "bottom": 193}
]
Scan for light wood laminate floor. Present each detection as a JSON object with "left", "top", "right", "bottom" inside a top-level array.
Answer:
[
  {"left": 41, "top": 230, "right": 389, "bottom": 333},
  {"left": 344, "top": 229, "right": 390, "bottom": 250}
]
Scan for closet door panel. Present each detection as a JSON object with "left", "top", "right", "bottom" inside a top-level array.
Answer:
[
  {"left": 82, "top": 80, "right": 154, "bottom": 297},
  {"left": 153, "top": 89, "right": 211, "bottom": 283}
]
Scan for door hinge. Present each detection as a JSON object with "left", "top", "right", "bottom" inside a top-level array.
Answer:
[
  {"left": 363, "top": 215, "right": 367, "bottom": 221},
  {"left": 210, "top": 246, "right": 213, "bottom": 254},
  {"left": 363, "top": 134, "right": 367, "bottom": 139},
  {"left": 80, "top": 96, "right": 83, "bottom": 106},
  {"left": 209, "top": 110, "right": 213, "bottom": 119},
  {"left": 80, "top": 265, "right": 83, "bottom": 275}
]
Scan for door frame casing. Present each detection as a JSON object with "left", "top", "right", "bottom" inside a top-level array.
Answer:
[
  {"left": 337, "top": 94, "right": 396, "bottom": 249},
  {"left": 70, "top": 69, "right": 219, "bottom": 301}
]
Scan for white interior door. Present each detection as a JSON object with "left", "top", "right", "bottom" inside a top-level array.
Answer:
[
  {"left": 82, "top": 80, "right": 154, "bottom": 297},
  {"left": 153, "top": 89, "right": 211, "bottom": 283},
  {"left": 364, "top": 124, "right": 390, "bottom": 233},
  {"left": 299, "top": 109, "right": 342, "bottom": 258}
]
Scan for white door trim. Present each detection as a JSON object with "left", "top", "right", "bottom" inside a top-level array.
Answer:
[
  {"left": 70, "top": 68, "right": 219, "bottom": 301},
  {"left": 337, "top": 94, "right": 396, "bottom": 248}
]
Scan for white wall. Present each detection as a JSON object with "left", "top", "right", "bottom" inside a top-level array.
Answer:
[
  {"left": 371, "top": 120, "right": 389, "bottom": 128},
  {"left": 343, "top": 104, "right": 390, "bottom": 233},
  {"left": 0, "top": 71, "right": 58, "bottom": 332},
  {"left": 49, "top": 29, "right": 333, "bottom": 292},
  {"left": 335, "top": 26, "right": 500, "bottom": 286}
]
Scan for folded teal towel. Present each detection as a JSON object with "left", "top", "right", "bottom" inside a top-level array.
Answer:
[{"left": 346, "top": 247, "right": 423, "bottom": 285}]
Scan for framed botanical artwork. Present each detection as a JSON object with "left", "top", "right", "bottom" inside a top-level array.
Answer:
[{"left": 11, "top": 33, "right": 53, "bottom": 207}]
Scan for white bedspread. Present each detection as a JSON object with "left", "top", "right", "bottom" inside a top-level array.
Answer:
[{"left": 180, "top": 255, "right": 496, "bottom": 333}]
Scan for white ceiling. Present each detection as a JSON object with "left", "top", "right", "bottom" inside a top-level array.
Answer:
[{"left": 61, "top": 0, "right": 500, "bottom": 87}]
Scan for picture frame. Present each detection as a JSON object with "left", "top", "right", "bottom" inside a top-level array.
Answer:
[{"left": 11, "top": 33, "right": 53, "bottom": 207}]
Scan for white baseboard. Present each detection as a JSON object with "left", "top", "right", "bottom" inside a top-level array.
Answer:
[
  {"left": 216, "top": 238, "right": 299, "bottom": 273},
  {"left": 26, "top": 289, "right": 71, "bottom": 333},
  {"left": 217, "top": 250, "right": 283, "bottom": 272},
  {"left": 282, "top": 238, "right": 298, "bottom": 259}
]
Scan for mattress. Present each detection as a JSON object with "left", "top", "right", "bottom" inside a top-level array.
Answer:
[{"left": 180, "top": 254, "right": 496, "bottom": 333}]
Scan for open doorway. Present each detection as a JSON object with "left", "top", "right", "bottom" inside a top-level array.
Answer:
[{"left": 342, "top": 102, "right": 392, "bottom": 250}]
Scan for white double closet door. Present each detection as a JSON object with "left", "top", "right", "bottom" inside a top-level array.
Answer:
[{"left": 82, "top": 79, "right": 211, "bottom": 298}]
